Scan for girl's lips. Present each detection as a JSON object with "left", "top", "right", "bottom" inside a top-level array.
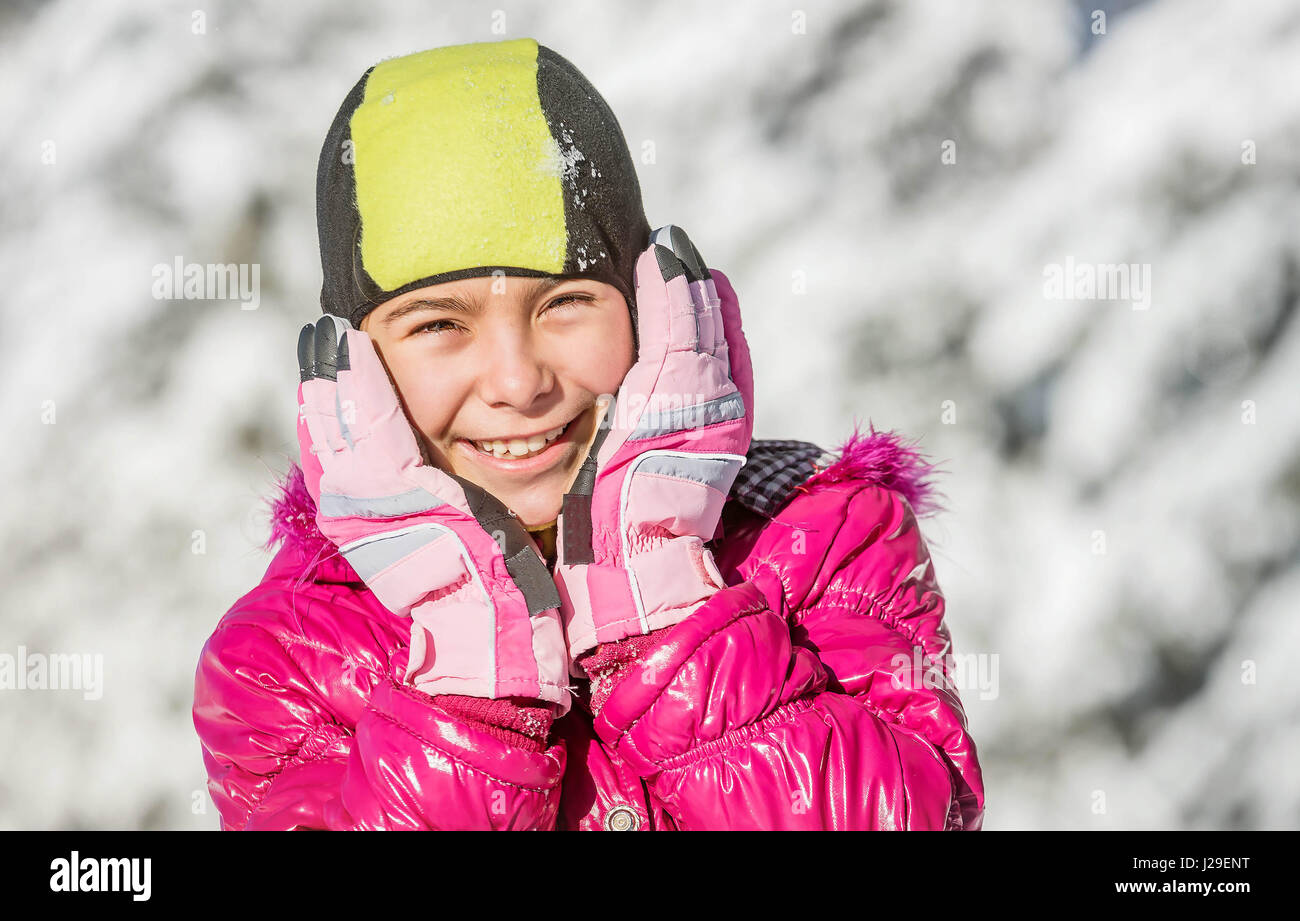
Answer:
[{"left": 454, "top": 416, "right": 581, "bottom": 475}]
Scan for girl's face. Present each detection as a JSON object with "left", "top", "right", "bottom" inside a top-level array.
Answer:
[{"left": 360, "top": 274, "right": 635, "bottom": 528}]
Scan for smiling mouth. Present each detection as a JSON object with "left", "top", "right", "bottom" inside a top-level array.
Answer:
[{"left": 465, "top": 417, "right": 576, "bottom": 461}]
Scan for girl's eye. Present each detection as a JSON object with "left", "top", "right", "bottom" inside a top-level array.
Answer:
[
  {"left": 543, "top": 294, "right": 592, "bottom": 314},
  {"left": 411, "top": 319, "right": 460, "bottom": 336}
]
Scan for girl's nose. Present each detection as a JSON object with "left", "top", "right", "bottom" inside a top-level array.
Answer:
[{"left": 476, "top": 335, "right": 556, "bottom": 410}]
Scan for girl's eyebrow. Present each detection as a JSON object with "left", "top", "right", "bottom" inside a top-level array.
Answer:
[
  {"left": 379, "top": 277, "right": 566, "bottom": 327},
  {"left": 381, "top": 294, "right": 477, "bottom": 327}
]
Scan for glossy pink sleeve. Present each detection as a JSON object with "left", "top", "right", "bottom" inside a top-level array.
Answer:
[
  {"left": 192, "top": 621, "right": 566, "bottom": 830},
  {"left": 583, "top": 482, "right": 985, "bottom": 830}
]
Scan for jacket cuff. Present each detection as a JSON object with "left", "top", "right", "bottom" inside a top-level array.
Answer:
[
  {"left": 576, "top": 627, "right": 674, "bottom": 715},
  {"left": 387, "top": 646, "right": 557, "bottom": 753},
  {"left": 426, "top": 694, "right": 556, "bottom": 753},
  {"left": 363, "top": 678, "right": 566, "bottom": 794}
]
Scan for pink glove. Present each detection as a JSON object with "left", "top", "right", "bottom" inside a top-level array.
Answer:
[
  {"left": 296, "top": 318, "right": 573, "bottom": 713},
  {"left": 555, "top": 225, "right": 755, "bottom": 664}
]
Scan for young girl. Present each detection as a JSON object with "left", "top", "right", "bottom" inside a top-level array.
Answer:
[{"left": 192, "top": 37, "right": 985, "bottom": 830}]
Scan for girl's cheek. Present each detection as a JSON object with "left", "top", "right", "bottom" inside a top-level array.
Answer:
[
  {"left": 565, "top": 317, "right": 634, "bottom": 390},
  {"left": 411, "top": 388, "right": 458, "bottom": 442},
  {"left": 595, "top": 359, "right": 633, "bottom": 394},
  {"left": 386, "top": 354, "right": 457, "bottom": 442},
  {"left": 558, "top": 354, "right": 625, "bottom": 396}
]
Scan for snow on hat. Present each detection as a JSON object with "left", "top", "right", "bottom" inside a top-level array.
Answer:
[{"left": 315, "top": 38, "right": 650, "bottom": 330}]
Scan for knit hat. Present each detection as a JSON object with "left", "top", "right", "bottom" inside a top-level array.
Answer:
[{"left": 315, "top": 38, "right": 651, "bottom": 330}]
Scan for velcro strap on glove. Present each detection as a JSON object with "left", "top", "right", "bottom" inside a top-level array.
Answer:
[
  {"left": 453, "top": 475, "right": 561, "bottom": 616},
  {"left": 559, "top": 397, "right": 616, "bottom": 566}
]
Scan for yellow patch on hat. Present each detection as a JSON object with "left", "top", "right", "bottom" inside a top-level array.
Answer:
[{"left": 350, "top": 38, "right": 568, "bottom": 290}]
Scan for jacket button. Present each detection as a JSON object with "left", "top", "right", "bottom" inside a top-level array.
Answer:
[{"left": 604, "top": 805, "right": 640, "bottom": 831}]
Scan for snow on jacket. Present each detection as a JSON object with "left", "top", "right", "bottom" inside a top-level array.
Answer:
[{"left": 192, "top": 430, "right": 985, "bottom": 830}]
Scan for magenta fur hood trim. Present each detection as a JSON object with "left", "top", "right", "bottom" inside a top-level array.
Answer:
[
  {"left": 264, "top": 425, "right": 943, "bottom": 551},
  {"left": 797, "top": 423, "right": 944, "bottom": 518}
]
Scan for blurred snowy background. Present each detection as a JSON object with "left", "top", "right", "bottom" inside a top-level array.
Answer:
[{"left": 2, "top": 0, "right": 1297, "bottom": 830}]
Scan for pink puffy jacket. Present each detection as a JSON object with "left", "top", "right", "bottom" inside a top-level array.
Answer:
[{"left": 192, "top": 430, "right": 985, "bottom": 830}]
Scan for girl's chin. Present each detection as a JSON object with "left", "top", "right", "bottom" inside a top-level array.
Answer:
[
  {"left": 452, "top": 465, "right": 568, "bottom": 526},
  {"left": 496, "top": 494, "right": 562, "bottom": 529}
]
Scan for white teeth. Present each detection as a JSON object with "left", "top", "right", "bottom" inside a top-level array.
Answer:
[{"left": 473, "top": 422, "right": 567, "bottom": 459}]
